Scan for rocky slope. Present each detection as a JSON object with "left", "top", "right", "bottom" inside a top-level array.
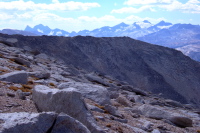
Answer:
[
  {"left": 0, "top": 34, "right": 200, "bottom": 133},
  {"left": 0, "top": 36, "right": 200, "bottom": 133},
  {"left": 1, "top": 33, "right": 200, "bottom": 106},
  {"left": 176, "top": 44, "right": 200, "bottom": 62}
]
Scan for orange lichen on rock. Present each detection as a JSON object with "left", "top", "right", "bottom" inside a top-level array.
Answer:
[{"left": 9, "top": 84, "right": 33, "bottom": 93}]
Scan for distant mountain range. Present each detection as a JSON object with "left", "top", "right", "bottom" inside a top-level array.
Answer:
[
  {"left": 24, "top": 20, "right": 173, "bottom": 38},
  {"left": 1, "top": 20, "right": 200, "bottom": 62}
]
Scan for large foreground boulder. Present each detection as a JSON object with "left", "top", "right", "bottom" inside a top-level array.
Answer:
[
  {"left": 58, "top": 81, "right": 110, "bottom": 105},
  {"left": 0, "top": 112, "right": 56, "bottom": 133},
  {"left": 0, "top": 71, "right": 28, "bottom": 84},
  {"left": 0, "top": 112, "right": 91, "bottom": 133},
  {"left": 32, "top": 85, "right": 105, "bottom": 133}
]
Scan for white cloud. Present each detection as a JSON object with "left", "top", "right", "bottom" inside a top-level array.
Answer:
[
  {"left": 0, "top": 13, "right": 13, "bottom": 20},
  {"left": 0, "top": 10, "right": 165, "bottom": 32},
  {"left": 30, "top": 14, "right": 165, "bottom": 32},
  {"left": 111, "top": 6, "right": 156, "bottom": 13},
  {"left": 124, "top": 0, "right": 174, "bottom": 5},
  {"left": 160, "top": 0, "right": 200, "bottom": 13},
  {"left": 122, "top": 0, "right": 200, "bottom": 14},
  {"left": 0, "top": 0, "right": 100, "bottom": 11},
  {"left": 188, "top": 0, "right": 200, "bottom": 4},
  {"left": 52, "top": 0, "right": 59, "bottom": 4}
]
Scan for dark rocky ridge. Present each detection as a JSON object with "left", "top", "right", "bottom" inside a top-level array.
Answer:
[{"left": 1, "top": 33, "right": 200, "bottom": 106}]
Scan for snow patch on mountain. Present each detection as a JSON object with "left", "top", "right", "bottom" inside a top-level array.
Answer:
[
  {"left": 48, "top": 31, "right": 54, "bottom": 35},
  {"left": 37, "top": 29, "right": 43, "bottom": 33}
]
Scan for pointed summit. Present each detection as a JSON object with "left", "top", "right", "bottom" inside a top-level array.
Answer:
[
  {"left": 155, "top": 20, "right": 172, "bottom": 26},
  {"left": 143, "top": 20, "right": 151, "bottom": 24},
  {"left": 112, "top": 22, "right": 129, "bottom": 29},
  {"left": 24, "top": 25, "right": 33, "bottom": 31}
]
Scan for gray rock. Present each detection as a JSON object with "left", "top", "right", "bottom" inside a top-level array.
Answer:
[
  {"left": 122, "top": 124, "right": 148, "bottom": 133},
  {"left": 28, "top": 71, "right": 50, "bottom": 79},
  {"left": 141, "top": 121, "right": 154, "bottom": 132},
  {"left": 165, "top": 99, "right": 184, "bottom": 108},
  {"left": 6, "top": 92, "right": 15, "bottom": 97},
  {"left": 109, "top": 91, "right": 119, "bottom": 99},
  {"left": 95, "top": 116, "right": 105, "bottom": 121},
  {"left": 138, "top": 104, "right": 171, "bottom": 120},
  {"left": 16, "top": 89, "right": 31, "bottom": 100},
  {"left": 58, "top": 81, "right": 110, "bottom": 105},
  {"left": 32, "top": 85, "right": 105, "bottom": 133},
  {"left": 85, "top": 73, "right": 109, "bottom": 87},
  {"left": 169, "top": 116, "right": 193, "bottom": 128},
  {"left": 87, "top": 104, "right": 104, "bottom": 113},
  {"left": 151, "top": 129, "right": 161, "bottom": 133},
  {"left": 13, "top": 57, "right": 31, "bottom": 67},
  {"left": 110, "top": 116, "right": 128, "bottom": 123},
  {"left": 0, "top": 71, "right": 28, "bottom": 84},
  {"left": 52, "top": 113, "right": 91, "bottom": 133},
  {"left": 17, "top": 65, "right": 27, "bottom": 70},
  {"left": 0, "top": 37, "right": 17, "bottom": 47},
  {"left": 120, "top": 85, "right": 148, "bottom": 96},
  {"left": 128, "top": 95, "right": 145, "bottom": 104},
  {"left": 104, "top": 104, "right": 122, "bottom": 118},
  {"left": 138, "top": 104, "right": 193, "bottom": 128},
  {"left": 0, "top": 112, "right": 57, "bottom": 133},
  {"left": 35, "top": 53, "right": 49, "bottom": 60},
  {"left": 116, "top": 95, "right": 131, "bottom": 107}
]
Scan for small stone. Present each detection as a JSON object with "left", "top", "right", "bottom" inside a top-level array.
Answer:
[
  {"left": 114, "top": 118, "right": 128, "bottom": 123},
  {"left": 16, "top": 90, "right": 26, "bottom": 100},
  {"left": 7, "top": 92, "right": 15, "bottom": 97},
  {"left": 28, "top": 71, "right": 50, "bottom": 79},
  {"left": 13, "top": 57, "right": 31, "bottom": 67},
  {"left": 96, "top": 116, "right": 105, "bottom": 121},
  {"left": 120, "top": 85, "right": 148, "bottom": 96},
  {"left": 116, "top": 95, "right": 131, "bottom": 107},
  {"left": 87, "top": 104, "right": 104, "bottom": 113},
  {"left": 132, "top": 113, "right": 140, "bottom": 118},
  {"left": 169, "top": 116, "right": 193, "bottom": 128},
  {"left": 104, "top": 104, "right": 122, "bottom": 118},
  {"left": 151, "top": 129, "right": 161, "bottom": 133}
]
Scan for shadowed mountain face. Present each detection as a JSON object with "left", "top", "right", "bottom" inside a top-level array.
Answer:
[{"left": 1, "top": 34, "right": 200, "bottom": 106}]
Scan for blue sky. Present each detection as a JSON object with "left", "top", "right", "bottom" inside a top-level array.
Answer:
[{"left": 0, "top": 0, "right": 200, "bottom": 32}]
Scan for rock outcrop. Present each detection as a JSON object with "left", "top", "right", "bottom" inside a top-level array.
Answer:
[{"left": 32, "top": 85, "right": 104, "bottom": 133}]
